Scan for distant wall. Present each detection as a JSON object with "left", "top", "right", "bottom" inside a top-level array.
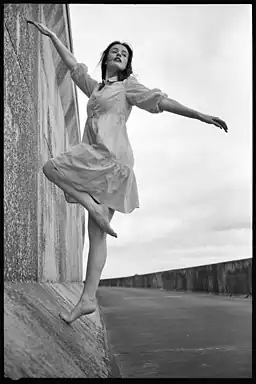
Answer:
[
  {"left": 100, "top": 258, "right": 252, "bottom": 296},
  {"left": 4, "top": 4, "right": 85, "bottom": 282}
]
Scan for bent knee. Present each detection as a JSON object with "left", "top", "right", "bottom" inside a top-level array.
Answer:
[{"left": 43, "top": 160, "right": 54, "bottom": 179}]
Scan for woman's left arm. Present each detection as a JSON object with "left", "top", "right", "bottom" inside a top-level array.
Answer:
[{"left": 159, "top": 97, "right": 228, "bottom": 133}]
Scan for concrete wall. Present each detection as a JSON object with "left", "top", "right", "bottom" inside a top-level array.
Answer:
[
  {"left": 100, "top": 258, "right": 252, "bottom": 296},
  {"left": 4, "top": 4, "right": 85, "bottom": 282}
]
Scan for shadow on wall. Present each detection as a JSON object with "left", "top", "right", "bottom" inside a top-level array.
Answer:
[
  {"left": 4, "top": 3, "right": 85, "bottom": 283},
  {"left": 99, "top": 258, "right": 252, "bottom": 296}
]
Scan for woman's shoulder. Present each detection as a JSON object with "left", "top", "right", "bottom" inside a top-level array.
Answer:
[{"left": 123, "top": 74, "right": 139, "bottom": 88}]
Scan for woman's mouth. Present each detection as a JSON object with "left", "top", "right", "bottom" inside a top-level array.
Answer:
[{"left": 114, "top": 57, "right": 122, "bottom": 63}]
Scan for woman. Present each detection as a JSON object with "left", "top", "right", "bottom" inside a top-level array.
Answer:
[{"left": 27, "top": 20, "right": 228, "bottom": 324}]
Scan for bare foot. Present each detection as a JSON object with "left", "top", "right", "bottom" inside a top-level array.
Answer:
[
  {"left": 89, "top": 202, "right": 117, "bottom": 238},
  {"left": 59, "top": 297, "right": 97, "bottom": 325}
]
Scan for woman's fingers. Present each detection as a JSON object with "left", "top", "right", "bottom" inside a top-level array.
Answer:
[
  {"left": 26, "top": 19, "right": 52, "bottom": 36},
  {"left": 26, "top": 18, "right": 35, "bottom": 26},
  {"left": 213, "top": 117, "right": 228, "bottom": 133},
  {"left": 26, "top": 19, "right": 41, "bottom": 30},
  {"left": 208, "top": 116, "right": 227, "bottom": 132},
  {"left": 203, "top": 115, "right": 228, "bottom": 133}
]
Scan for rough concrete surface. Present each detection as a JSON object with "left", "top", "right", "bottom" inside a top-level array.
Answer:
[
  {"left": 4, "top": 13, "right": 39, "bottom": 282},
  {"left": 4, "top": 283, "right": 119, "bottom": 378},
  {"left": 97, "top": 287, "right": 252, "bottom": 378},
  {"left": 100, "top": 258, "right": 252, "bottom": 296},
  {"left": 4, "top": 4, "right": 85, "bottom": 282}
]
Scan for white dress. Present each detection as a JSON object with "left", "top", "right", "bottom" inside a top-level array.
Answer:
[{"left": 51, "top": 63, "right": 167, "bottom": 213}]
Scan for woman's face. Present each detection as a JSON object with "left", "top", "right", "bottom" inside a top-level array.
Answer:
[{"left": 106, "top": 44, "right": 129, "bottom": 73}]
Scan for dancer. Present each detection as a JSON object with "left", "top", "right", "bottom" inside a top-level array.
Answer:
[{"left": 27, "top": 20, "right": 228, "bottom": 324}]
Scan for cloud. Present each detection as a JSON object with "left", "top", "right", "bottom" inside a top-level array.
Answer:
[{"left": 212, "top": 222, "right": 252, "bottom": 232}]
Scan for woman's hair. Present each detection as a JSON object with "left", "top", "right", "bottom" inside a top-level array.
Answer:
[{"left": 99, "top": 41, "right": 133, "bottom": 82}]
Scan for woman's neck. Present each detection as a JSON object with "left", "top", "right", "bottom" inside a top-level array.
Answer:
[{"left": 105, "top": 68, "right": 119, "bottom": 81}]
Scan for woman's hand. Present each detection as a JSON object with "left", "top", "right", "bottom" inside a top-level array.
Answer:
[
  {"left": 26, "top": 19, "right": 54, "bottom": 38},
  {"left": 199, "top": 114, "right": 228, "bottom": 133}
]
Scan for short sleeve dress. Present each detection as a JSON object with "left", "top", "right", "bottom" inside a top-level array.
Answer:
[{"left": 50, "top": 63, "right": 167, "bottom": 213}]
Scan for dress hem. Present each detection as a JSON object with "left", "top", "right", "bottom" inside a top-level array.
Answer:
[{"left": 49, "top": 159, "right": 139, "bottom": 214}]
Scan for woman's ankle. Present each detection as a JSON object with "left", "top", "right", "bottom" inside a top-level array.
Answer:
[{"left": 81, "top": 291, "right": 96, "bottom": 302}]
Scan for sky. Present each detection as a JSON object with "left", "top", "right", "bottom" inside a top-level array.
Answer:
[{"left": 69, "top": 4, "right": 252, "bottom": 279}]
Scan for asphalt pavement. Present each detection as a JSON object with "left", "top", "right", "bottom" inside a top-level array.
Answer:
[{"left": 97, "top": 287, "right": 252, "bottom": 378}]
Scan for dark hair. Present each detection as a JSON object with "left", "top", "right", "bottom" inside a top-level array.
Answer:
[{"left": 99, "top": 41, "right": 133, "bottom": 82}]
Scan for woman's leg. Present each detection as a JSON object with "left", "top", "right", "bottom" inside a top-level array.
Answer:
[
  {"left": 59, "top": 208, "right": 115, "bottom": 324},
  {"left": 43, "top": 160, "right": 117, "bottom": 238}
]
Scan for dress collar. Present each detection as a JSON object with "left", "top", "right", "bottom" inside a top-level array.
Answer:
[{"left": 103, "top": 76, "right": 118, "bottom": 85}]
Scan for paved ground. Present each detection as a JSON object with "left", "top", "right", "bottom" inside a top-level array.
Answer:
[{"left": 97, "top": 287, "right": 252, "bottom": 378}]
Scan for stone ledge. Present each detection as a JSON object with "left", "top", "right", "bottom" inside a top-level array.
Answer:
[{"left": 4, "top": 282, "right": 120, "bottom": 378}]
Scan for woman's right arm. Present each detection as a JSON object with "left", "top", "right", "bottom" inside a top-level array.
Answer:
[
  {"left": 50, "top": 33, "right": 77, "bottom": 70},
  {"left": 27, "top": 19, "right": 98, "bottom": 97},
  {"left": 27, "top": 20, "right": 77, "bottom": 70}
]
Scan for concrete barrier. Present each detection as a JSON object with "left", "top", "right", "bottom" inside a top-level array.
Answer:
[
  {"left": 4, "top": 282, "right": 121, "bottom": 378},
  {"left": 100, "top": 258, "right": 252, "bottom": 296}
]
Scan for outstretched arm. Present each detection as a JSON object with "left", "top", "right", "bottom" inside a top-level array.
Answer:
[
  {"left": 159, "top": 97, "right": 228, "bottom": 133},
  {"left": 26, "top": 20, "right": 77, "bottom": 70}
]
